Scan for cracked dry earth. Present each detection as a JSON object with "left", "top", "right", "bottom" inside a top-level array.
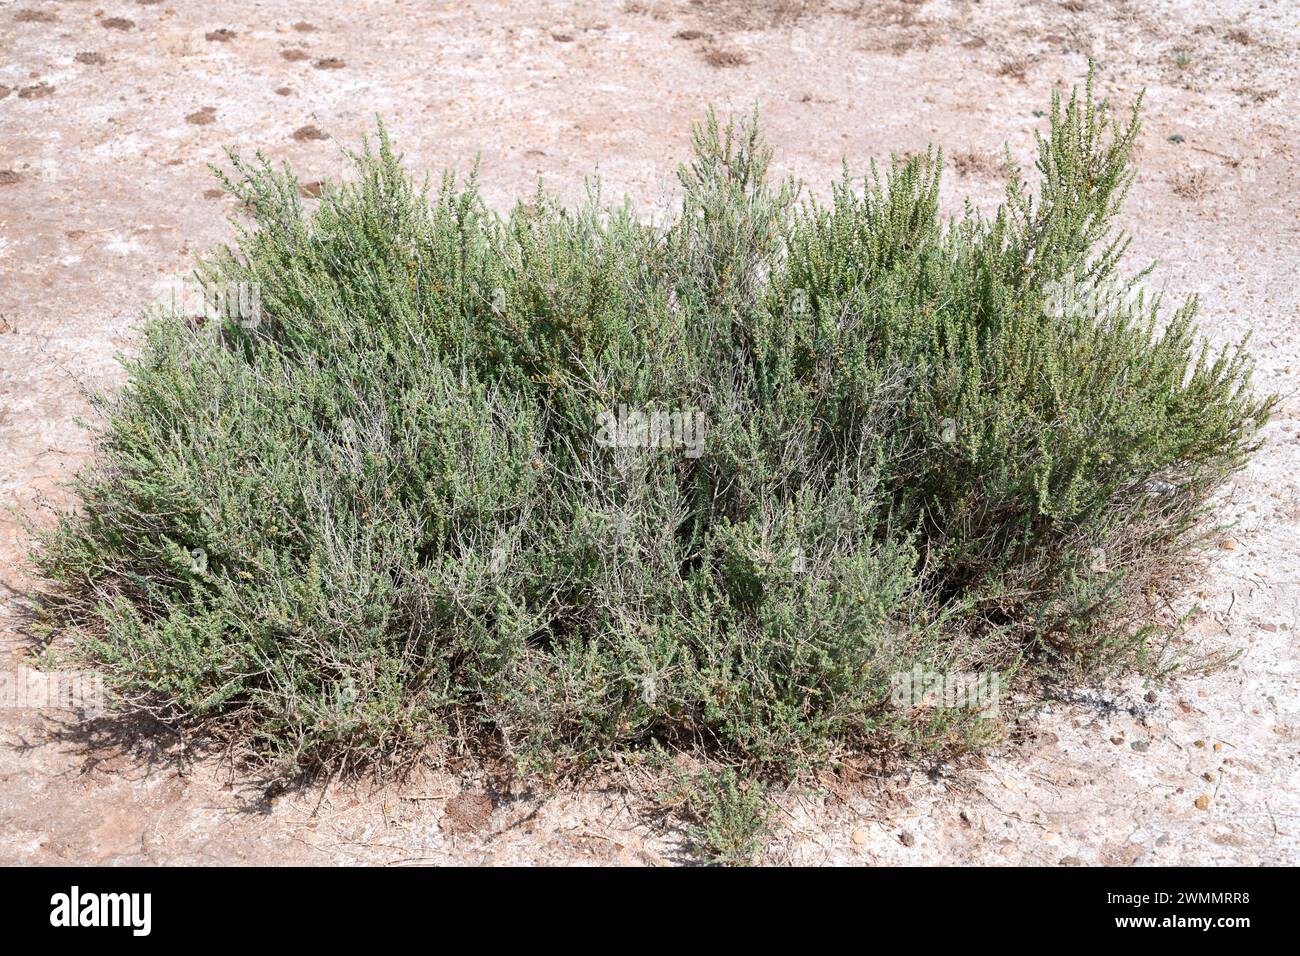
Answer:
[{"left": 1, "top": 0, "right": 1297, "bottom": 865}]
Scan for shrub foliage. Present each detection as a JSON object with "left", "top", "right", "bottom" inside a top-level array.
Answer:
[{"left": 34, "top": 76, "right": 1272, "bottom": 775}]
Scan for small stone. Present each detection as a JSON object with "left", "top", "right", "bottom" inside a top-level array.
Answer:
[
  {"left": 1155, "top": 833, "right": 1171, "bottom": 847},
  {"left": 1194, "top": 794, "right": 1212, "bottom": 811},
  {"left": 1110, "top": 736, "right": 1124, "bottom": 745},
  {"left": 1144, "top": 690, "right": 1158, "bottom": 703},
  {"left": 1219, "top": 539, "right": 1237, "bottom": 551},
  {"left": 1168, "top": 134, "right": 1185, "bottom": 143},
  {"left": 1059, "top": 855, "right": 1083, "bottom": 866},
  {"left": 1194, "top": 739, "right": 1206, "bottom": 748},
  {"left": 898, "top": 830, "right": 916, "bottom": 847},
  {"left": 850, "top": 828, "right": 869, "bottom": 846},
  {"left": 1130, "top": 740, "right": 1150, "bottom": 752},
  {"left": 1213, "top": 742, "right": 1223, "bottom": 752},
  {"left": 1260, "top": 622, "right": 1278, "bottom": 633}
]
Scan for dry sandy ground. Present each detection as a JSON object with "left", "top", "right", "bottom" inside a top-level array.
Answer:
[{"left": 1, "top": 0, "right": 1296, "bottom": 865}]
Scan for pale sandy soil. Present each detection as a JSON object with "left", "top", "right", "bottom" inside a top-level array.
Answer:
[{"left": 1, "top": 0, "right": 1296, "bottom": 865}]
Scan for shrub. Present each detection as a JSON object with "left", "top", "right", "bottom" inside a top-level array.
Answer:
[
  {"left": 33, "top": 73, "right": 1272, "bottom": 777},
  {"left": 661, "top": 764, "right": 775, "bottom": 865}
]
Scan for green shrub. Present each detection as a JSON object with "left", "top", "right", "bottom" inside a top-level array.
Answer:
[
  {"left": 660, "top": 765, "right": 775, "bottom": 866},
  {"left": 33, "top": 73, "right": 1272, "bottom": 777}
]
